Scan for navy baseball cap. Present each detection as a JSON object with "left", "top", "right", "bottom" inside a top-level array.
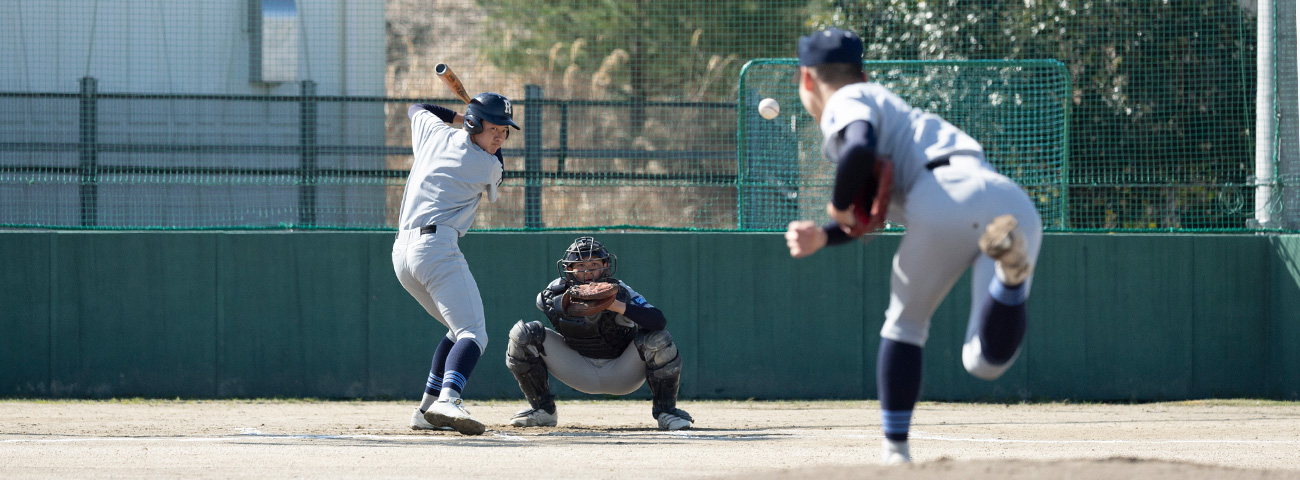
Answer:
[{"left": 798, "top": 28, "right": 863, "bottom": 66}]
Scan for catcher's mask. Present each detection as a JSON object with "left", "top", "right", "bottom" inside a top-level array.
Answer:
[{"left": 557, "top": 236, "right": 617, "bottom": 284}]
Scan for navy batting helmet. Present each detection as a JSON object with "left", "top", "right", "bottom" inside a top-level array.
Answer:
[{"left": 464, "top": 92, "right": 520, "bottom": 135}]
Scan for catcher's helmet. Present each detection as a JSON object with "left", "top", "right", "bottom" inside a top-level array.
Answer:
[
  {"left": 464, "top": 92, "right": 520, "bottom": 135},
  {"left": 557, "top": 236, "right": 617, "bottom": 284}
]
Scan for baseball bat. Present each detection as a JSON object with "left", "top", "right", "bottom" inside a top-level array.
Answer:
[{"left": 435, "top": 63, "right": 473, "bottom": 104}]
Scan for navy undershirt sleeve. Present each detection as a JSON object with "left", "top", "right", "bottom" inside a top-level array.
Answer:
[
  {"left": 408, "top": 103, "right": 458, "bottom": 123},
  {"left": 408, "top": 103, "right": 502, "bottom": 164},
  {"left": 622, "top": 303, "right": 667, "bottom": 331},
  {"left": 830, "top": 120, "right": 879, "bottom": 210},
  {"left": 822, "top": 222, "right": 854, "bottom": 246}
]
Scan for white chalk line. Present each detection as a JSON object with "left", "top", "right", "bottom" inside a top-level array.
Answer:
[
  {"left": 3, "top": 428, "right": 1297, "bottom": 446},
  {"left": 911, "top": 433, "right": 1300, "bottom": 445},
  {"left": 1, "top": 430, "right": 529, "bottom": 444},
  {"left": 818, "top": 429, "right": 1300, "bottom": 445},
  {"left": 0, "top": 429, "right": 772, "bottom": 444}
]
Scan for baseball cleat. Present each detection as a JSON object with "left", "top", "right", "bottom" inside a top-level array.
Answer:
[
  {"left": 424, "top": 398, "right": 486, "bottom": 436},
  {"left": 881, "top": 438, "right": 912, "bottom": 465},
  {"left": 411, "top": 407, "right": 435, "bottom": 430},
  {"left": 979, "top": 214, "right": 1032, "bottom": 286},
  {"left": 655, "top": 409, "right": 694, "bottom": 431},
  {"left": 510, "top": 406, "right": 558, "bottom": 427},
  {"left": 410, "top": 407, "right": 454, "bottom": 431}
]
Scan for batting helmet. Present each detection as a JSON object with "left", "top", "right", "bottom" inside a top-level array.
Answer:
[
  {"left": 557, "top": 236, "right": 617, "bottom": 284},
  {"left": 464, "top": 92, "right": 520, "bottom": 134}
]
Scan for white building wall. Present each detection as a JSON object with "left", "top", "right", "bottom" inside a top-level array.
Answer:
[
  {"left": 0, "top": 1, "right": 389, "bottom": 229},
  {"left": 0, "top": 0, "right": 383, "bottom": 96}
]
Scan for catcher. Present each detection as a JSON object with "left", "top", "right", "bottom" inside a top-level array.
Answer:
[{"left": 504, "top": 236, "right": 694, "bottom": 431}]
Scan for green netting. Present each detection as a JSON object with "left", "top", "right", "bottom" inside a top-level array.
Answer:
[
  {"left": 738, "top": 59, "right": 1069, "bottom": 231},
  {"left": 0, "top": 1, "right": 1289, "bottom": 232}
]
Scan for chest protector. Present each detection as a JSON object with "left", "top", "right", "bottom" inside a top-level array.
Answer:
[{"left": 548, "top": 287, "right": 636, "bottom": 359}]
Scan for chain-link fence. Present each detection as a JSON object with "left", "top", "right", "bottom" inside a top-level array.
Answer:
[
  {"left": 738, "top": 59, "right": 1070, "bottom": 231},
  {"left": 0, "top": 1, "right": 1290, "bottom": 232}
]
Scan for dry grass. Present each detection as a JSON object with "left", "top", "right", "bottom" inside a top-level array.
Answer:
[{"left": 381, "top": 1, "right": 746, "bottom": 231}]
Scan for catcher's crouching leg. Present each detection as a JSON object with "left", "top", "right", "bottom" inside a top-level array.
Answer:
[
  {"left": 635, "top": 330, "right": 693, "bottom": 430},
  {"left": 506, "top": 321, "right": 556, "bottom": 416}
]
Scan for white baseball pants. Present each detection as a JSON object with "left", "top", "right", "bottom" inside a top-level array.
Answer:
[
  {"left": 392, "top": 227, "right": 489, "bottom": 352},
  {"left": 537, "top": 328, "right": 647, "bottom": 395},
  {"left": 880, "top": 154, "right": 1044, "bottom": 348}
]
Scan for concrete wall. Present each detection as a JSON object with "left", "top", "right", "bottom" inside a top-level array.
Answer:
[{"left": 1, "top": 231, "right": 1296, "bottom": 401}]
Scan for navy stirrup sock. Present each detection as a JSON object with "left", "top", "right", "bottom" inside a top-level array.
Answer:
[
  {"left": 980, "top": 280, "right": 1027, "bottom": 364},
  {"left": 442, "top": 338, "right": 482, "bottom": 395},
  {"left": 424, "top": 336, "right": 456, "bottom": 397},
  {"left": 877, "top": 338, "right": 923, "bottom": 441}
]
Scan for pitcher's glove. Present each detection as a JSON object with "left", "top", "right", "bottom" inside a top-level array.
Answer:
[
  {"left": 845, "top": 159, "right": 894, "bottom": 238},
  {"left": 562, "top": 282, "right": 619, "bottom": 317}
]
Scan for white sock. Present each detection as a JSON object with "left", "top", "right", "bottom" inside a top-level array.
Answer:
[
  {"left": 419, "top": 392, "right": 439, "bottom": 412},
  {"left": 437, "top": 388, "right": 461, "bottom": 403},
  {"left": 994, "top": 263, "right": 1026, "bottom": 288}
]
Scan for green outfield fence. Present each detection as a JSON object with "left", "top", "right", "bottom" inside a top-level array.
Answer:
[{"left": 0, "top": 1, "right": 1295, "bottom": 232}]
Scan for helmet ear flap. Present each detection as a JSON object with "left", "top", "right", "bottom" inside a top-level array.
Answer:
[
  {"left": 604, "top": 252, "right": 617, "bottom": 280},
  {"left": 464, "top": 97, "right": 484, "bottom": 135},
  {"left": 464, "top": 112, "right": 483, "bottom": 135}
]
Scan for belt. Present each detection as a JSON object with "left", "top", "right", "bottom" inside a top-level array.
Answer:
[
  {"left": 925, "top": 158, "right": 950, "bottom": 170},
  {"left": 395, "top": 224, "right": 438, "bottom": 239}
]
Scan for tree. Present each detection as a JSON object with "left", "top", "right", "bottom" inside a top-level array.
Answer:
[
  {"left": 809, "top": 0, "right": 1256, "bottom": 230},
  {"left": 474, "top": 0, "right": 806, "bottom": 136}
]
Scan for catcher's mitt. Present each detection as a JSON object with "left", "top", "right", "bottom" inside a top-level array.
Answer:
[
  {"left": 562, "top": 282, "right": 619, "bottom": 317},
  {"left": 559, "top": 278, "right": 618, "bottom": 316},
  {"left": 846, "top": 159, "right": 894, "bottom": 238}
]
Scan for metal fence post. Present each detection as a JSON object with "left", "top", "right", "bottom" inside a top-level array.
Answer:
[
  {"left": 78, "top": 76, "right": 98, "bottom": 227},
  {"left": 299, "top": 80, "right": 318, "bottom": 228},
  {"left": 558, "top": 103, "right": 568, "bottom": 173},
  {"left": 524, "top": 85, "right": 543, "bottom": 229}
]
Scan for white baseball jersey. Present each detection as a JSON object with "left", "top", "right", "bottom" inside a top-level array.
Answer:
[
  {"left": 398, "top": 109, "right": 503, "bottom": 236},
  {"left": 818, "top": 82, "right": 1043, "bottom": 350},
  {"left": 819, "top": 82, "right": 986, "bottom": 198},
  {"left": 392, "top": 108, "right": 502, "bottom": 352}
]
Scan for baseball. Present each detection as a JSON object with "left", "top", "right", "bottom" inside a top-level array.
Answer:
[{"left": 758, "top": 98, "right": 780, "bottom": 120}]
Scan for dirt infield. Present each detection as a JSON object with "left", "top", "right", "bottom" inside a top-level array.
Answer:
[{"left": 2, "top": 399, "right": 1298, "bottom": 479}]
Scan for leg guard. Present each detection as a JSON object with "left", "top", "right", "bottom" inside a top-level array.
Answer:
[
  {"left": 635, "top": 330, "right": 689, "bottom": 419},
  {"left": 505, "top": 320, "right": 555, "bottom": 414}
]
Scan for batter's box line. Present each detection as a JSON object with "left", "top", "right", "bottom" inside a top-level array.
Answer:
[
  {"left": 529, "top": 430, "right": 788, "bottom": 441},
  {"left": 235, "top": 427, "right": 531, "bottom": 442},
  {"left": 0, "top": 432, "right": 530, "bottom": 444},
  {"left": 234, "top": 432, "right": 532, "bottom": 443},
  {"left": 2, "top": 436, "right": 248, "bottom": 444}
]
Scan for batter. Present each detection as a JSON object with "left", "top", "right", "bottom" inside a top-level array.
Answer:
[{"left": 396, "top": 93, "right": 516, "bottom": 435}]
